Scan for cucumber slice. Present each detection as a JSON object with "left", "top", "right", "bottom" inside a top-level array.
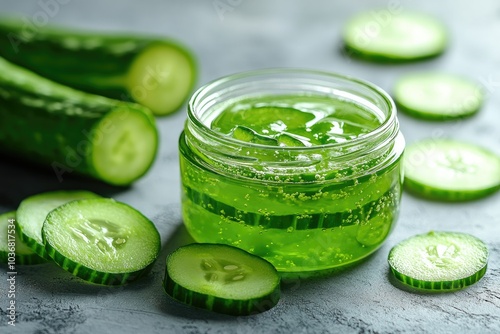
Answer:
[
  {"left": 43, "top": 198, "right": 161, "bottom": 285},
  {"left": 404, "top": 139, "right": 500, "bottom": 201},
  {"left": 394, "top": 73, "right": 484, "bottom": 120},
  {"left": 343, "top": 12, "right": 447, "bottom": 62},
  {"left": 163, "top": 243, "right": 280, "bottom": 315},
  {"left": 0, "top": 211, "right": 46, "bottom": 265},
  {"left": 388, "top": 231, "right": 488, "bottom": 291},
  {"left": 277, "top": 133, "right": 308, "bottom": 147},
  {"left": 356, "top": 214, "right": 393, "bottom": 247},
  {"left": 185, "top": 185, "right": 397, "bottom": 230},
  {"left": 16, "top": 190, "right": 101, "bottom": 260},
  {"left": 231, "top": 125, "right": 279, "bottom": 146},
  {"left": 212, "top": 106, "right": 315, "bottom": 136}
]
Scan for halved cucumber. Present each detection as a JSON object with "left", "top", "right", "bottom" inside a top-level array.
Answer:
[
  {"left": 0, "top": 19, "right": 197, "bottom": 116},
  {"left": 343, "top": 11, "right": 447, "bottom": 61},
  {"left": 394, "top": 73, "right": 483, "bottom": 120},
  {"left": 43, "top": 198, "right": 161, "bottom": 285},
  {"left": 0, "top": 57, "right": 159, "bottom": 186},
  {"left": 388, "top": 231, "right": 488, "bottom": 291},
  {"left": 16, "top": 190, "right": 101, "bottom": 259},
  {"left": 163, "top": 243, "right": 280, "bottom": 315},
  {"left": 404, "top": 139, "right": 500, "bottom": 201},
  {"left": 0, "top": 211, "right": 45, "bottom": 265}
]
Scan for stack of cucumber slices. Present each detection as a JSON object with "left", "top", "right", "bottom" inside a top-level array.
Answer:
[{"left": 1, "top": 190, "right": 161, "bottom": 285}]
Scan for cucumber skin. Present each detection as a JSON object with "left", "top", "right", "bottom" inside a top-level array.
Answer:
[
  {"left": 0, "top": 56, "right": 158, "bottom": 186},
  {"left": 44, "top": 240, "right": 154, "bottom": 285},
  {"left": 163, "top": 263, "right": 280, "bottom": 316},
  {"left": 0, "top": 253, "right": 46, "bottom": 265},
  {"left": 404, "top": 177, "right": 500, "bottom": 202},
  {"left": 15, "top": 222, "right": 50, "bottom": 261},
  {"left": 0, "top": 212, "right": 46, "bottom": 265},
  {"left": 163, "top": 275, "right": 280, "bottom": 316},
  {"left": 0, "top": 242, "right": 47, "bottom": 265},
  {"left": 390, "top": 265, "right": 487, "bottom": 291},
  {"left": 0, "top": 251, "right": 46, "bottom": 265},
  {"left": 342, "top": 44, "right": 445, "bottom": 63},
  {"left": 396, "top": 101, "right": 479, "bottom": 121},
  {"left": 0, "top": 18, "right": 197, "bottom": 112}
]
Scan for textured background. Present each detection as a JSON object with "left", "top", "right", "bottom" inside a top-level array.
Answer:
[{"left": 0, "top": 0, "right": 499, "bottom": 333}]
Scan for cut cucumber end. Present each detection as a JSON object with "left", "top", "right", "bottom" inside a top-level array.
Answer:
[
  {"left": 394, "top": 73, "right": 484, "bottom": 120},
  {"left": 388, "top": 231, "right": 488, "bottom": 291},
  {"left": 90, "top": 106, "right": 158, "bottom": 186},
  {"left": 163, "top": 243, "right": 280, "bottom": 316},
  {"left": 16, "top": 190, "right": 101, "bottom": 260},
  {"left": 43, "top": 198, "right": 161, "bottom": 285},
  {"left": 0, "top": 211, "right": 46, "bottom": 265},
  {"left": 404, "top": 139, "right": 500, "bottom": 201},
  {"left": 126, "top": 42, "right": 196, "bottom": 116},
  {"left": 343, "top": 11, "right": 447, "bottom": 62}
]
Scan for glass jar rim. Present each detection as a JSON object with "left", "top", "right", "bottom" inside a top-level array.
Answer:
[{"left": 187, "top": 68, "right": 397, "bottom": 151}]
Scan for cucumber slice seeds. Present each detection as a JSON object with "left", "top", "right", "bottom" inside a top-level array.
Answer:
[
  {"left": 0, "top": 211, "right": 45, "bottom": 265},
  {"left": 388, "top": 231, "right": 488, "bottom": 291},
  {"left": 404, "top": 139, "right": 500, "bottom": 201},
  {"left": 16, "top": 190, "right": 101, "bottom": 259},
  {"left": 43, "top": 198, "right": 161, "bottom": 285},
  {"left": 343, "top": 12, "right": 447, "bottom": 61},
  {"left": 394, "top": 73, "right": 483, "bottom": 120},
  {"left": 163, "top": 243, "right": 280, "bottom": 316}
]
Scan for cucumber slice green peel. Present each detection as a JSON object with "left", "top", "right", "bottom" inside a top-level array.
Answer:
[
  {"left": 394, "top": 73, "right": 484, "bottom": 120},
  {"left": 342, "top": 12, "right": 447, "bottom": 62},
  {"left": 16, "top": 190, "right": 101, "bottom": 260},
  {"left": 0, "top": 211, "right": 46, "bottom": 265},
  {"left": 404, "top": 139, "right": 500, "bottom": 201},
  {"left": 163, "top": 243, "right": 280, "bottom": 316},
  {"left": 43, "top": 198, "right": 161, "bottom": 285},
  {"left": 388, "top": 231, "right": 488, "bottom": 291}
]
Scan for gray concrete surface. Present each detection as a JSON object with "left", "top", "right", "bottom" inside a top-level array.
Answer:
[{"left": 1, "top": 0, "right": 499, "bottom": 333}]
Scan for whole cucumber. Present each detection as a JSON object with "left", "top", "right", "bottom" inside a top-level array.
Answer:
[
  {"left": 0, "top": 56, "right": 158, "bottom": 186},
  {"left": 0, "top": 18, "right": 197, "bottom": 116}
]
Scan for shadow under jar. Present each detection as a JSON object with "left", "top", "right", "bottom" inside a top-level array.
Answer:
[{"left": 179, "top": 69, "right": 404, "bottom": 275}]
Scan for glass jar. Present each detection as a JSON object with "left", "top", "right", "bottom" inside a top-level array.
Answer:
[{"left": 179, "top": 69, "right": 404, "bottom": 274}]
